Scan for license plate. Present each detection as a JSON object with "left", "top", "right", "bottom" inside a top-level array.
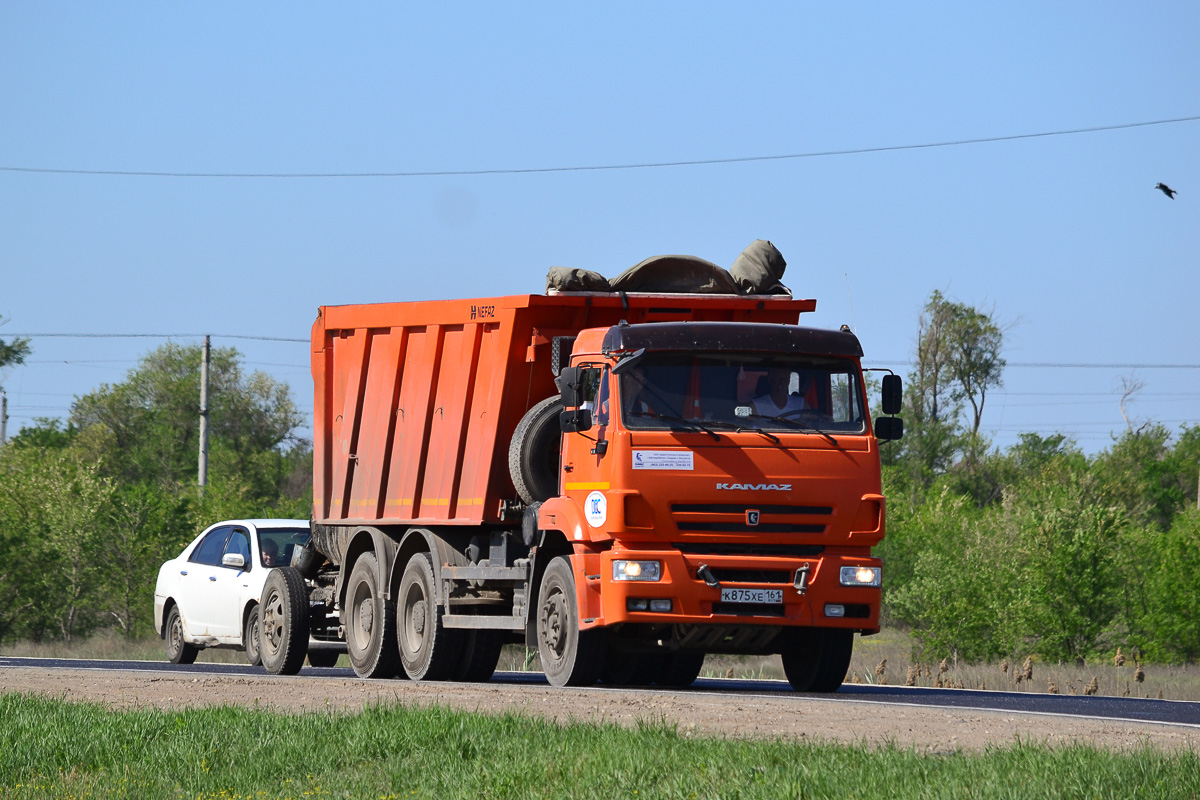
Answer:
[{"left": 720, "top": 588, "right": 783, "bottom": 604}]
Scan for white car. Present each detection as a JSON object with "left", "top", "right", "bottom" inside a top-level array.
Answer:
[{"left": 153, "top": 519, "right": 340, "bottom": 668}]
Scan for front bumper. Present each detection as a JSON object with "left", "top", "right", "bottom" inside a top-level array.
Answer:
[{"left": 590, "top": 547, "right": 881, "bottom": 631}]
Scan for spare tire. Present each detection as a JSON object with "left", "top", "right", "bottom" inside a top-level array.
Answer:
[{"left": 509, "top": 396, "right": 564, "bottom": 504}]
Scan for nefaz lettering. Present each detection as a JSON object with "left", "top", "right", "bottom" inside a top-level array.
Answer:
[{"left": 716, "top": 483, "right": 792, "bottom": 491}]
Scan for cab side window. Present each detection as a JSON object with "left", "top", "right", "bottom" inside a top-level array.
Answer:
[
  {"left": 190, "top": 527, "right": 233, "bottom": 566},
  {"left": 580, "top": 367, "right": 609, "bottom": 426}
]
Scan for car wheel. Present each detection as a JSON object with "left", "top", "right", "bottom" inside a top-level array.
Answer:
[
  {"left": 260, "top": 567, "right": 310, "bottom": 676},
  {"left": 244, "top": 605, "right": 262, "bottom": 667},
  {"left": 537, "top": 556, "right": 604, "bottom": 687},
  {"left": 345, "top": 552, "right": 400, "bottom": 679},
  {"left": 306, "top": 650, "right": 340, "bottom": 668},
  {"left": 165, "top": 606, "right": 199, "bottom": 665},
  {"left": 397, "top": 552, "right": 464, "bottom": 680}
]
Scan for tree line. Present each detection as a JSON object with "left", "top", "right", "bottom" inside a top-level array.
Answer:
[
  {"left": 0, "top": 340, "right": 309, "bottom": 643},
  {"left": 0, "top": 301, "right": 1197, "bottom": 664}
]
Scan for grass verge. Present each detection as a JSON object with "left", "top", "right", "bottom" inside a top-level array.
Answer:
[{"left": 1, "top": 693, "right": 1198, "bottom": 799}]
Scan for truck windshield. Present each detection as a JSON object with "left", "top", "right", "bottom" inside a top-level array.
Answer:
[{"left": 619, "top": 353, "right": 867, "bottom": 434}]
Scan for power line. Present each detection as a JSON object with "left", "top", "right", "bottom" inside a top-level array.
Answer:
[
  {"left": 873, "top": 360, "right": 1200, "bottom": 370},
  {"left": 9, "top": 333, "right": 307, "bottom": 343},
  {"left": 1, "top": 115, "right": 1197, "bottom": 179}
]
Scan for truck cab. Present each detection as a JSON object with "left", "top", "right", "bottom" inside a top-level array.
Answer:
[{"left": 537, "top": 320, "right": 901, "bottom": 688}]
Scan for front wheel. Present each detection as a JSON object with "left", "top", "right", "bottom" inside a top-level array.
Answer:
[
  {"left": 260, "top": 567, "right": 310, "bottom": 676},
  {"left": 165, "top": 606, "right": 199, "bottom": 665},
  {"left": 781, "top": 628, "right": 853, "bottom": 693},
  {"left": 243, "top": 605, "right": 262, "bottom": 667},
  {"left": 537, "top": 556, "right": 605, "bottom": 687}
]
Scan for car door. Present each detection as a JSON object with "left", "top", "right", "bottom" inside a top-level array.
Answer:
[
  {"left": 177, "top": 525, "right": 234, "bottom": 639},
  {"left": 206, "top": 526, "right": 255, "bottom": 641}
]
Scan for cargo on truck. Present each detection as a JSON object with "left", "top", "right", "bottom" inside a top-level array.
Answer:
[{"left": 259, "top": 252, "right": 903, "bottom": 691}]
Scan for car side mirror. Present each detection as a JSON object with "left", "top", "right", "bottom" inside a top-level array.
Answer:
[
  {"left": 875, "top": 416, "right": 903, "bottom": 441},
  {"left": 881, "top": 374, "right": 902, "bottom": 416},
  {"left": 222, "top": 553, "right": 246, "bottom": 569},
  {"left": 557, "top": 366, "right": 583, "bottom": 408},
  {"left": 559, "top": 407, "right": 593, "bottom": 433}
]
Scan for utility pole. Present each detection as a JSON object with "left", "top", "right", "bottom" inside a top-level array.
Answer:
[
  {"left": 0, "top": 389, "right": 7, "bottom": 447},
  {"left": 198, "top": 335, "right": 210, "bottom": 496}
]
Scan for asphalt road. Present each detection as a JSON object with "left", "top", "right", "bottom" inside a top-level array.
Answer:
[{"left": 4, "top": 655, "right": 1198, "bottom": 729}]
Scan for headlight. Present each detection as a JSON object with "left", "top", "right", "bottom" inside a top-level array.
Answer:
[
  {"left": 839, "top": 566, "right": 881, "bottom": 587},
  {"left": 613, "top": 560, "right": 662, "bottom": 581}
]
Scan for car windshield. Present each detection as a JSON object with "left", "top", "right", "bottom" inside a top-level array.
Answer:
[
  {"left": 619, "top": 352, "right": 867, "bottom": 434},
  {"left": 258, "top": 528, "right": 311, "bottom": 568}
]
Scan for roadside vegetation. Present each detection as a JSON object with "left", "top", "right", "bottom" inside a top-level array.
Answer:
[
  {"left": 0, "top": 293, "right": 1197, "bottom": 677},
  {"left": 1, "top": 693, "right": 1198, "bottom": 800}
]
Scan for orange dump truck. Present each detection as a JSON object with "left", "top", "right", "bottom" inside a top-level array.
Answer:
[{"left": 258, "top": 289, "right": 902, "bottom": 690}]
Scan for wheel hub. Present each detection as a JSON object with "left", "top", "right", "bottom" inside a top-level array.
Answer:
[{"left": 411, "top": 599, "right": 427, "bottom": 636}]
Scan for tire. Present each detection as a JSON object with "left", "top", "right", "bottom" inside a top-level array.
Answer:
[
  {"left": 537, "top": 556, "right": 605, "bottom": 687},
  {"left": 454, "top": 630, "right": 504, "bottom": 683},
  {"left": 260, "top": 567, "right": 310, "bottom": 676},
  {"left": 781, "top": 628, "right": 853, "bottom": 693},
  {"left": 508, "top": 396, "right": 564, "bottom": 505},
  {"left": 398, "top": 552, "right": 464, "bottom": 680},
  {"left": 307, "top": 650, "right": 340, "bottom": 668},
  {"left": 345, "top": 552, "right": 401, "bottom": 679},
  {"left": 243, "top": 605, "right": 262, "bottom": 667},
  {"left": 165, "top": 606, "right": 199, "bottom": 665},
  {"left": 656, "top": 652, "right": 705, "bottom": 688}
]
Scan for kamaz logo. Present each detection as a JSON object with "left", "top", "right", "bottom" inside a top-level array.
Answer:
[{"left": 716, "top": 483, "right": 791, "bottom": 491}]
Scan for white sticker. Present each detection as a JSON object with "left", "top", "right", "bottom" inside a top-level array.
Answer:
[
  {"left": 632, "top": 450, "right": 694, "bottom": 470},
  {"left": 585, "top": 491, "right": 607, "bottom": 528}
]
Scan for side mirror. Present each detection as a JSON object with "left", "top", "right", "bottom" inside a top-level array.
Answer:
[
  {"left": 557, "top": 366, "right": 583, "bottom": 408},
  {"left": 875, "top": 416, "right": 903, "bottom": 442},
  {"left": 881, "top": 374, "right": 902, "bottom": 416},
  {"left": 559, "top": 407, "right": 593, "bottom": 433},
  {"left": 222, "top": 553, "right": 246, "bottom": 569}
]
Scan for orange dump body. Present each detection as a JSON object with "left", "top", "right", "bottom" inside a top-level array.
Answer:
[{"left": 311, "top": 293, "right": 812, "bottom": 528}]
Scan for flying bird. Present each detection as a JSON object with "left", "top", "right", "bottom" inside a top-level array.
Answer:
[{"left": 1155, "top": 182, "right": 1177, "bottom": 199}]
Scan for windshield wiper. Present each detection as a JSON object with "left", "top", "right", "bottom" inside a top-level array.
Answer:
[
  {"left": 699, "top": 418, "right": 781, "bottom": 444},
  {"left": 629, "top": 411, "right": 720, "bottom": 440},
  {"left": 745, "top": 413, "right": 838, "bottom": 445}
]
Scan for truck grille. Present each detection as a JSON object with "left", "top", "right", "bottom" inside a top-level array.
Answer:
[
  {"left": 670, "top": 503, "right": 831, "bottom": 536},
  {"left": 673, "top": 543, "right": 824, "bottom": 558}
]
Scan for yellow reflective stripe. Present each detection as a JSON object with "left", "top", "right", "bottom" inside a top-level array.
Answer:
[{"left": 565, "top": 482, "right": 610, "bottom": 491}]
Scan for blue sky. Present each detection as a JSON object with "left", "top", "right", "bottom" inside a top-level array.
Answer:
[{"left": 1, "top": 3, "right": 1196, "bottom": 452}]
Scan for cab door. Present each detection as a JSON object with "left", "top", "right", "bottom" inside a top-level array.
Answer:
[{"left": 560, "top": 365, "right": 617, "bottom": 533}]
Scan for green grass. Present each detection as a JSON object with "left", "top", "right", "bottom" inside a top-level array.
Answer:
[{"left": 0, "top": 694, "right": 1197, "bottom": 799}]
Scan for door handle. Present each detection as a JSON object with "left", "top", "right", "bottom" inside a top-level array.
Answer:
[
  {"left": 209, "top": 576, "right": 217, "bottom": 582},
  {"left": 179, "top": 571, "right": 188, "bottom": 576}
]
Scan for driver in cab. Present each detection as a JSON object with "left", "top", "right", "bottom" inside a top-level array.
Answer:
[{"left": 752, "top": 367, "right": 806, "bottom": 417}]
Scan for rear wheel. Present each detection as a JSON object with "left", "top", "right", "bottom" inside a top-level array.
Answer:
[
  {"left": 260, "top": 567, "right": 310, "bottom": 676},
  {"left": 243, "top": 606, "right": 262, "bottom": 667},
  {"left": 398, "top": 553, "right": 464, "bottom": 680},
  {"left": 537, "top": 556, "right": 604, "bottom": 687},
  {"left": 781, "top": 628, "right": 853, "bottom": 693},
  {"left": 345, "top": 552, "right": 400, "bottom": 679},
  {"left": 165, "top": 606, "right": 199, "bottom": 665}
]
